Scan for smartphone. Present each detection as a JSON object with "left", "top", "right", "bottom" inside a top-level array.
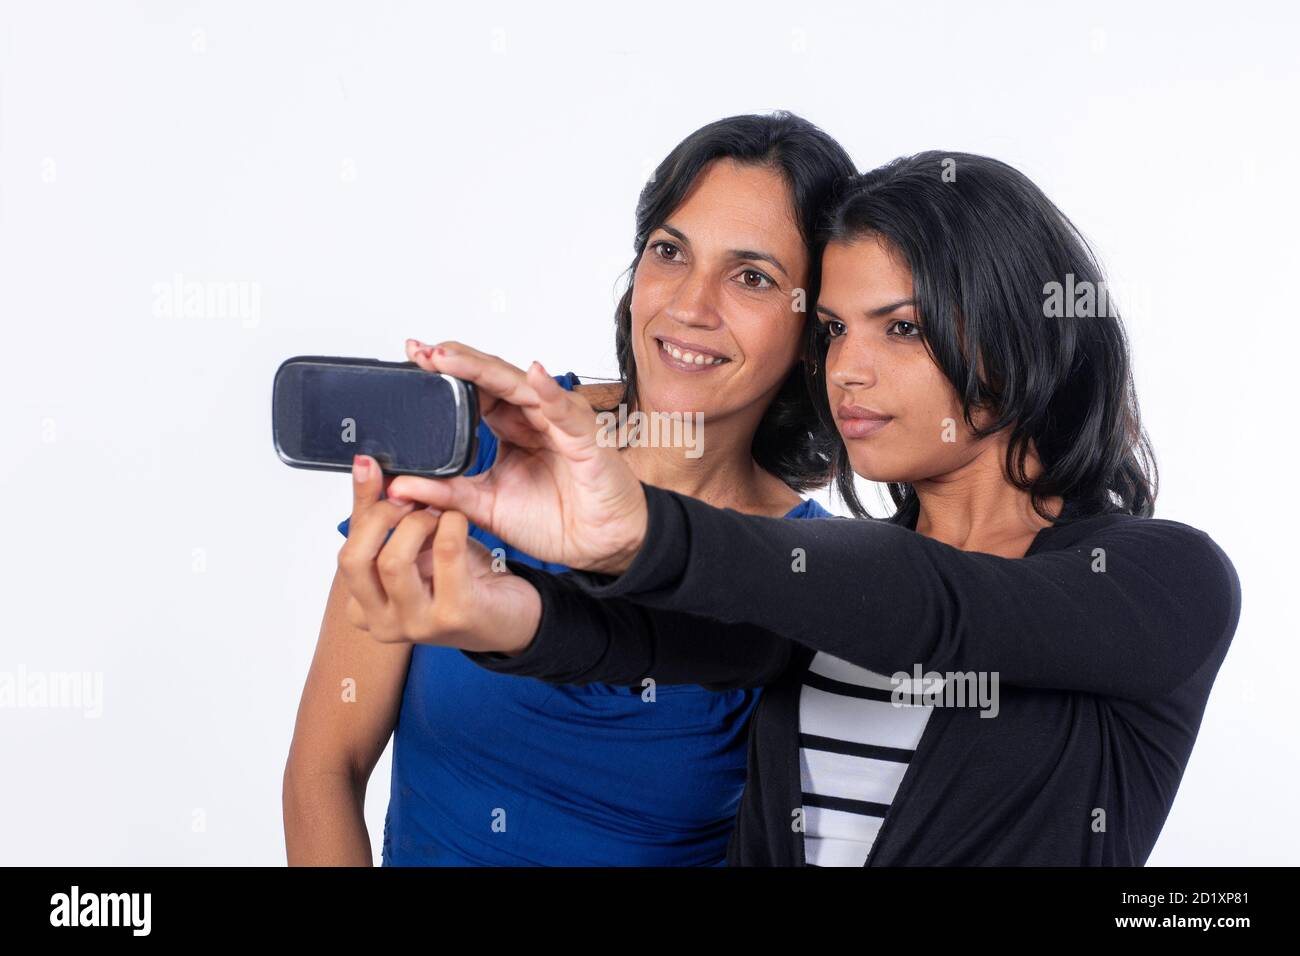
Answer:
[{"left": 272, "top": 355, "right": 479, "bottom": 478}]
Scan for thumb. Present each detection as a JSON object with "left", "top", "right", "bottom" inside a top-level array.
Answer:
[{"left": 387, "top": 473, "right": 489, "bottom": 526}]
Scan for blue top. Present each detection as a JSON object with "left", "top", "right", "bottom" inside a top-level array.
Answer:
[{"left": 338, "top": 371, "right": 832, "bottom": 865}]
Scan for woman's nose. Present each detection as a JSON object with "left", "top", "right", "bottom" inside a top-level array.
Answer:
[
  {"left": 664, "top": 271, "right": 721, "bottom": 327},
  {"left": 828, "top": 345, "right": 877, "bottom": 390}
]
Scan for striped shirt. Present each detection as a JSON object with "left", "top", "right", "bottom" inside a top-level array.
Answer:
[{"left": 798, "top": 652, "right": 943, "bottom": 866}]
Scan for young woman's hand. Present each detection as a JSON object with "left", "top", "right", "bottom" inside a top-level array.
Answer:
[
  {"left": 337, "top": 454, "right": 540, "bottom": 654},
  {"left": 384, "top": 339, "right": 648, "bottom": 575}
]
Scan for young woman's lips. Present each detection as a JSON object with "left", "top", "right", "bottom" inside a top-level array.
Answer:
[
  {"left": 840, "top": 417, "right": 892, "bottom": 439},
  {"left": 838, "top": 407, "right": 893, "bottom": 439},
  {"left": 654, "top": 336, "right": 730, "bottom": 374}
]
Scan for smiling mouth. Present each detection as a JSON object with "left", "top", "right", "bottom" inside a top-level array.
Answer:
[{"left": 655, "top": 337, "right": 731, "bottom": 370}]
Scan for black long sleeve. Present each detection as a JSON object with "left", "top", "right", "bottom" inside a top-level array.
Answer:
[
  {"left": 464, "top": 559, "right": 792, "bottom": 691},
  {"left": 463, "top": 484, "right": 1242, "bottom": 866},
  {"left": 555, "top": 484, "right": 1242, "bottom": 701}
]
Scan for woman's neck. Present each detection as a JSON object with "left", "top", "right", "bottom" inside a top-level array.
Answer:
[
  {"left": 911, "top": 437, "right": 1061, "bottom": 558},
  {"left": 574, "top": 381, "right": 802, "bottom": 518},
  {"left": 620, "top": 428, "right": 799, "bottom": 517}
]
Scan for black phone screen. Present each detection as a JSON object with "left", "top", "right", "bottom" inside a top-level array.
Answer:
[{"left": 275, "top": 359, "right": 470, "bottom": 475}]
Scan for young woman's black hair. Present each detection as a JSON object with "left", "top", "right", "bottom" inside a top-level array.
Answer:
[
  {"left": 611, "top": 111, "right": 857, "bottom": 492},
  {"left": 810, "top": 151, "right": 1158, "bottom": 520}
]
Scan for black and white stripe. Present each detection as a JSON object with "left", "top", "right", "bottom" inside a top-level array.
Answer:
[{"left": 798, "top": 652, "right": 941, "bottom": 866}]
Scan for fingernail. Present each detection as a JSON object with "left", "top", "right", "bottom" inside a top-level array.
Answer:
[
  {"left": 353, "top": 455, "right": 369, "bottom": 481},
  {"left": 387, "top": 495, "right": 412, "bottom": 506},
  {"left": 410, "top": 338, "right": 425, "bottom": 349}
]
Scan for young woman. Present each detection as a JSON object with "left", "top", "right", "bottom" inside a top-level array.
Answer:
[
  {"left": 282, "top": 113, "right": 856, "bottom": 865},
  {"left": 345, "top": 152, "right": 1242, "bottom": 866}
]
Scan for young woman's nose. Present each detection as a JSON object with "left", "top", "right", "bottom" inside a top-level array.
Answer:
[{"left": 828, "top": 346, "right": 877, "bottom": 390}]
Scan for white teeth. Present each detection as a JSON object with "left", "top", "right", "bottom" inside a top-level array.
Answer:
[{"left": 660, "top": 339, "right": 725, "bottom": 366}]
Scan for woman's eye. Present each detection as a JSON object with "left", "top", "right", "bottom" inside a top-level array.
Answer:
[
  {"left": 888, "top": 320, "right": 921, "bottom": 337},
  {"left": 651, "top": 241, "right": 682, "bottom": 262},
  {"left": 738, "top": 269, "right": 774, "bottom": 290},
  {"left": 820, "top": 320, "right": 846, "bottom": 338}
]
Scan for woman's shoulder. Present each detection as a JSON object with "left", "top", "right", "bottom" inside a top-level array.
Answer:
[
  {"left": 787, "top": 497, "right": 835, "bottom": 519},
  {"left": 1047, "top": 510, "right": 1240, "bottom": 608},
  {"left": 571, "top": 380, "right": 623, "bottom": 408}
]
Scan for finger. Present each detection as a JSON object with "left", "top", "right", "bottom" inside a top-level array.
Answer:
[
  {"left": 415, "top": 545, "right": 434, "bottom": 580},
  {"left": 414, "top": 340, "right": 566, "bottom": 448},
  {"left": 378, "top": 507, "right": 443, "bottom": 616},
  {"left": 430, "top": 511, "right": 473, "bottom": 628},
  {"left": 526, "top": 362, "right": 602, "bottom": 446},
  {"left": 404, "top": 339, "right": 553, "bottom": 451},
  {"left": 338, "top": 454, "right": 416, "bottom": 613},
  {"left": 415, "top": 343, "right": 544, "bottom": 415},
  {"left": 385, "top": 472, "right": 492, "bottom": 527},
  {"left": 480, "top": 401, "right": 551, "bottom": 450},
  {"left": 406, "top": 337, "right": 439, "bottom": 372}
]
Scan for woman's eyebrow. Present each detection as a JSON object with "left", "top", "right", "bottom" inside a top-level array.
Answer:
[
  {"left": 657, "top": 223, "right": 790, "bottom": 279},
  {"left": 816, "top": 298, "right": 916, "bottom": 321},
  {"left": 868, "top": 298, "right": 916, "bottom": 317},
  {"left": 731, "top": 247, "right": 790, "bottom": 279}
]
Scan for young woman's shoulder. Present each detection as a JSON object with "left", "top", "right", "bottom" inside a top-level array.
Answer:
[{"left": 1051, "top": 510, "right": 1240, "bottom": 630}]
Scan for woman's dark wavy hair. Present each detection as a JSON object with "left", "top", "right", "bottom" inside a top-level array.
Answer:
[
  {"left": 811, "top": 151, "right": 1158, "bottom": 521},
  {"left": 611, "top": 112, "right": 856, "bottom": 491}
]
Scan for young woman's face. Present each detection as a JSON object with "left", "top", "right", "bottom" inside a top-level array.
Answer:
[
  {"left": 630, "top": 159, "right": 810, "bottom": 418},
  {"left": 817, "top": 236, "right": 993, "bottom": 483}
]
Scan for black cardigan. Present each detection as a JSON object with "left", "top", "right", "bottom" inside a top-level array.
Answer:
[{"left": 467, "top": 484, "right": 1241, "bottom": 865}]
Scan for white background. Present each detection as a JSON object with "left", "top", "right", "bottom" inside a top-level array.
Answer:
[{"left": 1, "top": 0, "right": 1295, "bottom": 865}]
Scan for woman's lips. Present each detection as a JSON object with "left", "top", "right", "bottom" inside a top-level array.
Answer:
[
  {"left": 840, "top": 417, "right": 892, "bottom": 438},
  {"left": 837, "top": 405, "right": 893, "bottom": 439}
]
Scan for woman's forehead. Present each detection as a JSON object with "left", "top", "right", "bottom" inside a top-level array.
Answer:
[{"left": 663, "top": 161, "right": 806, "bottom": 259}]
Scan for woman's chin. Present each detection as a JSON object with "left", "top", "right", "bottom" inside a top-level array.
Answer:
[{"left": 843, "top": 455, "right": 910, "bottom": 486}]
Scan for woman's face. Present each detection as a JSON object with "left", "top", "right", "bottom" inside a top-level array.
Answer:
[
  {"left": 629, "top": 159, "right": 809, "bottom": 419},
  {"left": 817, "top": 236, "right": 993, "bottom": 483}
]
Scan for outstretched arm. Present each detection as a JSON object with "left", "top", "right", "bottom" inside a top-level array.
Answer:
[
  {"left": 463, "top": 560, "right": 792, "bottom": 691},
  {"left": 560, "top": 484, "right": 1241, "bottom": 701}
]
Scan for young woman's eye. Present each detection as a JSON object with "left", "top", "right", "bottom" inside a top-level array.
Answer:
[
  {"left": 819, "top": 319, "right": 846, "bottom": 338},
  {"left": 737, "top": 268, "right": 775, "bottom": 290},
  {"left": 887, "top": 319, "right": 921, "bottom": 337},
  {"left": 650, "top": 241, "right": 683, "bottom": 262}
]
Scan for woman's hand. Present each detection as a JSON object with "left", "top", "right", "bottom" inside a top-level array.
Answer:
[
  {"left": 384, "top": 339, "right": 648, "bottom": 575},
  {"left": 337, "top": 453, "right": 540, "bottom": 654}
]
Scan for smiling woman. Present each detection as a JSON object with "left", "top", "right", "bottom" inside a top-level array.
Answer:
[
  {"left": 285, "top": 111, "right": 857, "bottom": 868},
  {"left": 613, "top": 126, "right": 850, "bottom": 493}
]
